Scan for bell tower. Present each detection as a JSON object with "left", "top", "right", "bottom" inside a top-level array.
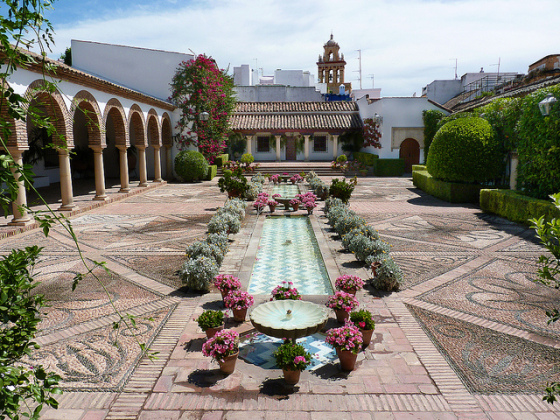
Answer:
[{"left": 317, "top": 34, "right": 351, "bottom": 94}]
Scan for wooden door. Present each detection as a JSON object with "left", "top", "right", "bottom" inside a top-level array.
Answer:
[
  {"left": 399, "top": 138, "right": 420, "bottom": 172},
  {"left": 285, "top": 137, "right": 297, "bottom": 161}
]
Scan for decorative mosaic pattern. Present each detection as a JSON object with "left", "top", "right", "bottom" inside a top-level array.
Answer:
[
  {"left": 417, "top": 258, "right": 560, "bottom": 339},
  {"left": 408, "top": 304, "right": 560, "bottom": 393},
  {"left": 239, "top": 332, "right": 337, "bottom": 370},
  {"left": 25, "top": 306, "right": 175, "bottom": 391},
  {"left": 272, "top": 184, "right": 300, "bottom": 199},
  {"left": 108, "top": 254, "right": 185, "bottom": 288},
  {"left": 248, "top": 216, "right": 333, "bottom": 295}
]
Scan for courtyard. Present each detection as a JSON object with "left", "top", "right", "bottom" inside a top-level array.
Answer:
[{"left": 3, "top": 174, "right": 560, "bottom": 419}]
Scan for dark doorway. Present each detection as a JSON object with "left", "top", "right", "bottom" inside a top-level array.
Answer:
[
  {"left": 399, "top": 138, "right": 420, "bottom": 172},
  {"left": 285, "top": 137, "right": 297, "bottom": 161}
]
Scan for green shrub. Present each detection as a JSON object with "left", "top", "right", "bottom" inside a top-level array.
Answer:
[
  {"left": 185, "top": 240, "right": 225, "bottom": 265},
  {"left": 366, "top": 254, "right": 402, "bottom": 292},
  {"left": 347, "top": 235, "right": 391, "bottom": 262},
  {"left": 354, "top": 152, "right": 379, "bottom": 167},
  {"left": 427, "top": 117, "right": 504, "bottom": 183},
  {"left": 215, "top": 154, "right": 229, "bottom": 167},
  {"left": 206, "top": 165, "right": 217, "bottom": 181},
  {"left": 180, "top": 255, "right": 219, "bottom": 292},
  {"left": 413, "top": 168, "right": 483, "bottom": 203},
  {"left": 336, "top": 154, "right": 347, "bottom": 163},
  {"left": 324, "top": 197, "right": 346, "bottom": 214},
  {"left": 334, "top": 213, "right": 366, "bottom": 236},
  {"left": 374, "top": 159, "right": 405, "bottom": 177},
  {"left": 480, "top": 189, "right": 560, "bottom": 225},
  {"left": 341, "top": 226, "right": 380, "bottom": 250},
  {"left": 175, "top": 150, "right": 209, "bottom": 182},
  {"left": 327, "top": 206, "right": 352, "bottom": 227},
  {"left": 422, "top": 110, "right": 446, "bottom": 163},
  {"left": 240, "top": 153, "right": 254, "bottom": 165}
]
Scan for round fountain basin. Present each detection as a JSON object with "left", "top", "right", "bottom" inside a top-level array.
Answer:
[{"left": 250, "top": 300, "right": 329, "bottom": 340}]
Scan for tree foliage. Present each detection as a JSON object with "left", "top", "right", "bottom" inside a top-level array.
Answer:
[
  {"left": 170, "top": 55, "right": 236, "bottom": 164},
  {"left": 422, "top": 109, "right": 446, "bottom": 163}
]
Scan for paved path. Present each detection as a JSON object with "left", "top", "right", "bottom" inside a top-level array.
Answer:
[{"left": 4, "top": 176, "right": 560, "bottom": 419}]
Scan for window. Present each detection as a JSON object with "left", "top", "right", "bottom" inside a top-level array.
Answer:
[
  {"left": 257, "top": 136, "right": 270, "bottom": 153},
  {"left": 313, "top": 136, "right": 327, "bottom": 153}
]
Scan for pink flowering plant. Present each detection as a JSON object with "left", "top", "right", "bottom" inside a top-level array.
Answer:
[
  {"left": 289, "top": 198, "right": 301, "bottom": 206},
  {"left": 214, "top": 274, "right": 241, "bottom": 295},
  {"left": 267, "top": 200, "right": 279, "bottom": 208},
  {"left": 170, "top": 55, "right": 236, "bottom": 164},
  {"left": 325, "top": 321, "right": 364, "bottom": 354},
  {"left": 223, "top": 290, "right": 254, "bottom": 310},
  {"left": 350, "top": 309, "right": 375, "bottom": 331},
  {"left": 335, "top": 275, "right": 365, "bottom": 293},
  {"left": 272, "top": 193, "right": 281, "bottom": 199},
  {"left": 273, "top": 341, "right": 312, "bottom": 371},
  {"left": 326, "top": 291, "right": 359, "bottom": 313},
  {"left": 202, "top": 329, "right": 239, "bottom": 362},
  {"left": 270, "top": 174, "right": 280, "bottom": 184},
  {"left": 270, "top": 281, "right": 302, "bottom": 301}
]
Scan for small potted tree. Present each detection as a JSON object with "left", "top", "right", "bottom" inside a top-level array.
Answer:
[{"left": 196, "top": 310, "right": 225, "bottom": 338}]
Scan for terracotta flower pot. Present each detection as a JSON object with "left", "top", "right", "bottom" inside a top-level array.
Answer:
[
  {"left": 361, "top": 329, "right": 374, "bottom": 349},
  {"left": 307, "top": 209, "right": 313, "bottom": 215},
  {"left": 269, "top": 205, "right": 276, "bottom": 213},
  {"left": 205, "top": 325, "right": 224, "bottom": 339},
  {"left": 218, "top": 351, "right": 239, "bottom": 375},
  {"left": 336, "top": 348, "right": 358, "bottom": 371},
  {"left": 232, "top": 307, "right": 247, "bottom": 322},
  {"left": 342, "top": 287, "right": 357, "bottom": 296},
  {"left": 335, "top": 309, "right": 349, "bottom": 323},
  {"left": 292, "top": 203, "right": 299, "bottom": 211},
  {"left": 282, "top": 368, "right": 301, "bottom": 385}
]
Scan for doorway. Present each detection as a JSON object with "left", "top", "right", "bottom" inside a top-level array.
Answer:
[
  {"left": 399, "top": 138, "right": 420, "bottom": 172},
  {"left": 285, "top": 137, "right": 297, "bottom": 161}
]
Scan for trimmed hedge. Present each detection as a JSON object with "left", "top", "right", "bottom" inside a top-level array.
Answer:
[
  {"left": 413, "top": 168, "right": 483, "bottom": 203},
  {"left": 175, "top": 150, "right": 209, "bottom": 182},
  {"left": 374, "top": 159, "right": 405, "bottom": 177},
  {"left": 354, "top": 152, "right": 379, "bottom": 167},
  {"left": 206, "top": 165, "right": 217, "bottom": 180},
  {"left": 215, "top": 154, "right": 229, "bottom": 167},
  {"left": 480, "top": 189, "right": 560, "bottom": 225}
]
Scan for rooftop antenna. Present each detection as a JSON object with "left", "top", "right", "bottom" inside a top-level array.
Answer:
[
  {"left": 490, "top": 57, "right": 501, "bottom": 80},
  {"left": 450, "top": 58, "right": 458, "bottom": 79},
  {"left": 355, "top": 49, "right": 362, "bottom": 89}
]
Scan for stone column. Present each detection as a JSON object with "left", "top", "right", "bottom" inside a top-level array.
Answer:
[
  {"left": 165, "top": 145, "right": 173, "bottom": 180},
  {"left": 91, "top": 146, "right": 107, "bottom": 201},
  {"left": 58, "top": 148, "right": 76, "bottom": 211},
  {"left": 510, "top": 151, "right": 518, "bottom": 191},
  {"left": 275, "top": 135, "right": 281, "bottom": 162},
  {"left": 137, "top": 146, "right": 148, "bottom": 187},
  {"left": 246, "top": 135, "right": 252, "bottom": 155},
  {"left": 153, "top": 146, "right": 163, "bottom": 182},
  {"left": 117, "top": 145, "right": 130, "bottom": 192},
  {"left": 8, "top": 149, "right": 32, "bottom": 226},
  {"left": 340, "top": 69, "right": 345, "bottom": 83},
  {"left": 304, "top": 135, "right": 310, "bottom": 162},
  {"left": 332, "top": 134, "right": 339, "bottom": 159}
]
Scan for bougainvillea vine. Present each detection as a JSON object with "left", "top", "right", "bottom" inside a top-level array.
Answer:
[
  {"left": 170, "top": 55, "right": 236, "bottom": 163},
  {"left": 362, "top": 118, "right": 382, "bottom": 149}
]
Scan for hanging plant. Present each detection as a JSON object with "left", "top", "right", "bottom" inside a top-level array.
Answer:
[{"left": 170, "top": 55, "right": 236, "bottom": 164}]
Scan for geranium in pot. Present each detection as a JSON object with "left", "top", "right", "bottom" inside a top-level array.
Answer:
[
  {"left": 214, "top": 274, "right": 241, "bottom": 299},
  {"left": 218, "top": 168, "right": 248, "bottom": 198},
  {"left": 223, "top": 290, "right": 254, "bottom": 322},
  {"left": 326, "top": 291, "right": 359, "bottom": 323},
  {"left": 273, "top": 341, "right": 312, "bottom": 385},
  {"left": 270, "top": 281, "right": 302, "bottom": 301},
  {"left": 196, "top": 309, "right": 225, "bottom": 338},
  {"left": 325, "top": 321, "right": 363, "bottom": 371},
  {"left": 349, "top": 309, "right": 375, "bottom": 348},
  {"left": 335, "top": 275, "right": 365, "bottom": 295},
  {"left": 202, "top": 329, "right": 240, "bottom": 374}
]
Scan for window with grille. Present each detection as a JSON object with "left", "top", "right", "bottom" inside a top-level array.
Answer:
[
  {"left": 257, "top": 136, "right": 270, "bottom": 153},
  {"left": 313, "top": 136, "right": 327, "bottom": 152}
]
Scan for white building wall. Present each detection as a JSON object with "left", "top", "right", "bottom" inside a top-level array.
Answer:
[
  {"left": 356, "top": 96, "right": 449, "bottom": 162},
  {"left": 233, "top": 85, "right": 323, "bottom": 102},
  {"left": 72, "top": 40, "right": 194, "bottom": 102},
  {"left": 422, "top": 79, "right": 462, "bottom": 105},
  {"left": 233, "top": 64, "right": 252, "bottom": 86}
]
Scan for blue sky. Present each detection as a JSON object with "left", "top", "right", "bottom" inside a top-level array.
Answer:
[{"left": 37, "top": 0, "right": 560, "bottom": 96}]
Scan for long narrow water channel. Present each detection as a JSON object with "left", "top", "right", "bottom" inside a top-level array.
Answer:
[{"left": 247, "top": 215, "right": 333, "bottom": 295}]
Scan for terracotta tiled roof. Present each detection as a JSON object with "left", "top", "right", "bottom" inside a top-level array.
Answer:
[{"left": 230, "top": 101, "right": 362, "bottom": 132}]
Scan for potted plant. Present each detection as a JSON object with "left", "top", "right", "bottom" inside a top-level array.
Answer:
[
  {"left": 290, "top": 198, "right": 301, "bottom": 211},
  {"left": 304, "top": 200, "right": 317, "bottom": 215},
  {"left": 267, "top": 199, "right": 279, "bottom": 213},
  {"left": 270, "top": 281, "right": 302, "bottom": 301},
  {"left": 196, "top": 309, "right": 225, "bottom": 338},
  {"left": 326, "top": 291, "right": 359, "bottom": 323},
  {"left": 335, "top": 275, "right": 365, "bottom": 295},
  {"left": 214, "top": 274, "right": 242, "bottom": 299},
  {"left": 218, "top": 168, "right": 248, "bottom": 198},
  {"left": 270, "top": 174, "right": 280, "bottom": 184},
  {"left": 273, "top": 341, "right": 312, "bottom": 385},
  {"left": 350, "top": 309, "right": 375, "bottom": 348},
  {"left": 325, "top": 321, "right": 363, "bottom": 371},
  {"left": 202, "top": 329, "right": 240, "bottom": 374},
  {"left": 223, "top": 290, "right": 254, "bottom": 321}
]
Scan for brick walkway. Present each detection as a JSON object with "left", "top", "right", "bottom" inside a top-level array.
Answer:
[{"left": 4, "top": 176, "right": 560, "bottom": 419}]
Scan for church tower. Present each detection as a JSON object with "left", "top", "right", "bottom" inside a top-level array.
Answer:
[{"left": 317, "top": 34, "right": 352, "bottom": 94}]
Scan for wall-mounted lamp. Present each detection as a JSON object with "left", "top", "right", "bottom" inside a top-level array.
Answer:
[
  {"left": 372, "top": 113, "right": 383, "bottom": 124},
  {"left": 172, "top": 133, "right": 181, "bottom": 143},
  {"left": 200, "top": 111, "right": 210, "bottom": 121},
  {"left": 539, "top": 94, "right": 557, "bottom": 116}
]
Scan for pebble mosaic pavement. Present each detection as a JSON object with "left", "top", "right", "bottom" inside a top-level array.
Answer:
[{"left": 1, "top": 175, "right": 560, "bottom": 419}]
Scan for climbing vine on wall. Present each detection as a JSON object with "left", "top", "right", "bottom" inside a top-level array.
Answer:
[
  {"left": 362, "top": 118, "right": 382, "bottom": 149},
  {"left": 170, "top": 55, "right": 236, "bottom": 164}
]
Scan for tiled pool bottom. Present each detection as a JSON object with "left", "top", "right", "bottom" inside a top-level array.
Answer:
[
  {"left": 272, "top": 183, "right": 299, "bottom": 198},
  {"left": 247, "top": 216, "right": 333, "bottom": 295},
  {"left": 239, "top": 333, "right": 337, "bottom": 371}
]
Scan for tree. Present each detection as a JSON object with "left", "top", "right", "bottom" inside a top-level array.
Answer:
[
  {"left": 170, "top": 55, "right": 236, "bottom": 164},
  {"left": 60, "top": 46, "right": 71, "bottom": 66}
]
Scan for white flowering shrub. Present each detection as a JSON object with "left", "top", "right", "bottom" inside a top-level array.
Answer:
[
  {"left": 185, "top": 240, "right": 225, "bottom": 265},
  {"left": 342, "top": 226, "right": 380, "bottom": 250},
  {"left": 243, "top": 181, "right": 263, "bottom": 201},
  {"left": 208, "top": 212, "right": 241, "bottom": 234},
  {"left": 366, "top": 254, "right": 402, "bottom": 292},
  {"left": 180, "top": 255, "right": 220, "bottom": 292}
]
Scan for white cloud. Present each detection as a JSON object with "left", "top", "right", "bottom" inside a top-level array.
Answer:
[{"left": 47, "top": 0, "right": 560, "bottom": 96}]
